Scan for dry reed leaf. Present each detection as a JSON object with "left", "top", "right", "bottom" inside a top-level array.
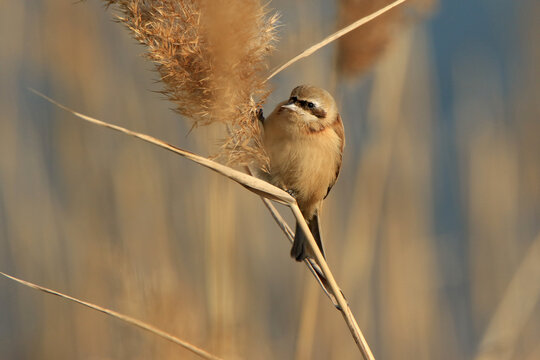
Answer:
[
  {"left": 30, "top": 88, "right": 294, "bottom": 205},
  {"left": 337, "top": 0, "right": 435, "bottom": 77},
  {"left": 0, "top": 272, "right": 223, "bottom": 360},
  {"left": 104, "top": 0, "right": 278, "bottom": 167}
]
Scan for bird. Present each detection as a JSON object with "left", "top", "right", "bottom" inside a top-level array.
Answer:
[{"left": 260, "top": 85, "right": 345, "bottom": 261}]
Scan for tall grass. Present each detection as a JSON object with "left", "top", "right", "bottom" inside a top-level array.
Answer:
[{"left": 1, "top": 0, "right": 539, "bottom": 359}]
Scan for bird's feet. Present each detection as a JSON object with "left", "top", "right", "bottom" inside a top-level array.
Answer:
[
  {"left": 256, "top": 108, "right": 265, "bottom": 123},
  {"left": 286, "top": 188, "right": 298, "bottom": 198}
]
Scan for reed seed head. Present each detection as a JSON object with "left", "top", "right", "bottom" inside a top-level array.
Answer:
[{"left": 105, "top": 0, "right": 278, "bottom": 168}]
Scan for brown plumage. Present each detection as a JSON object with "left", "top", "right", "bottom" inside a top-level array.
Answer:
[{"left": 262, "top": 85, "right": 345, "bottom": 261}]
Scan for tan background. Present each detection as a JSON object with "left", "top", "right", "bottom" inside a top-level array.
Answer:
[{"left": 1, "top": 0, "right": 539, "bottom": 359}]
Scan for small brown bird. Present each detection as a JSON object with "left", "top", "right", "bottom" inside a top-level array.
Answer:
[{"left": 261, "top": 85, "right": 345, "bottom": 261}]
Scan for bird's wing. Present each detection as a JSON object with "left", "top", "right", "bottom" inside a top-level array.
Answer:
[{"left": 324, "top": 113, "right": 345, "bottom": 199}]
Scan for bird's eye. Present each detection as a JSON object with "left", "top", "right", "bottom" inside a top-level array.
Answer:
[{"left": 307, "top": 102, "right": 315, "bottom": 108}]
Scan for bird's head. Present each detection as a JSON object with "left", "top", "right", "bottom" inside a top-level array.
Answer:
[{"left": 279, "top": 85, "right": 338, "bottom": 131}]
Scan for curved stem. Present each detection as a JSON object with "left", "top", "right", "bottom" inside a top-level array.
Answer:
[{"left": 0, "top": 272, "right": 222, "bottom": 360}]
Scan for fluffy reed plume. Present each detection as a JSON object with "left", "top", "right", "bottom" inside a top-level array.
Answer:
[
  {"left": 104, "top": 0, "right": 278, "bottom": 167},
  {"left": 337, "top": 0, "right": 434, "bottom": 77}
]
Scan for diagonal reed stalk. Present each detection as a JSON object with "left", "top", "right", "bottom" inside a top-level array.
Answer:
[
  {"left": 0, "top": 272, "right": 223, "bottom": 360},
  {"left": 27, "top": 90, "right": 293, "bottom": 206},
  {"left": 266, "top": 0, "right": 409, "bottom": 81},
  {"left": 28, "top": 89, "right": 375, "bottom": 360},
  {"left": 259, "top": 196, "right": 339, "bottom": 305}
]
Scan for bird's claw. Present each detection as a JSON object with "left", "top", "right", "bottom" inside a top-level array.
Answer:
[
  {"left": 286, "top": 189, "right": 298, "bottom": 198},
  {"left": 256, "top": 108, "right": 265, "bottom": 122}
]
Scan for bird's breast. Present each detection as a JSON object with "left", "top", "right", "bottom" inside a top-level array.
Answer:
[{"left": 263, "top": 120, "right": 341, "bottom": 213}]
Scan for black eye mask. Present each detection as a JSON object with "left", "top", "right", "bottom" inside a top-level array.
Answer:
[
  {"left": 289, "top": 97, "right": 327, "bottom": 118},
  {"left": 309, "top": 107, "right": 327, "bottom": 119}
]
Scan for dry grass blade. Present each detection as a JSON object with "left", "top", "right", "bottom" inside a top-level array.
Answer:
[
  {"left": 0, "top": 272, "right": 223, "bottom": 360},
  {"left": 266, "top": 0, "right": 408, "bottom": 80},
  {"left": 29, "top": 89, "right": 293, "bottom": 205}
]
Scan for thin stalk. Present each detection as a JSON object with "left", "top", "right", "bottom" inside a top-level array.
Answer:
[
  {"left": 0, "top": 272, "right": 223, "bottom": 360},
  {"left": 266, "top": 0, "right": 408, "bottom": 81},
  {"left": 260, "top": 197, "right": 339, "bottom": 306},
  {"left": 290, "top": 204, "right": 375, "bottom": 360}
]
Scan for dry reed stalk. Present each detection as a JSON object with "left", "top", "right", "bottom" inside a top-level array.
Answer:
[
  {"left": 30, "top": 90, "right": 374, "bottom": 359},
  {"left": 104, "top": 0, "right": 278, "bottom": 167},
  {"left": 259, "top": 195, "right": 340, "bottom": 305},
  {"left": 266, "top": 0, "right": 409, "bottom": 81},
  {"left": 0, "top": 272, "right": 222, "bottom": 360},
  {"left": 337, "top": 0, "right": 400, "bottom": 76},
  {"left": 337, "top": 0, "right": 435, "bottom": 77},
  {"left": 29, "top": 89, "right": 293, "bottom": 204}
]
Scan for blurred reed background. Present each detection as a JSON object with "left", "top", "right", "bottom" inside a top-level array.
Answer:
[{"left": 1, "top": 0, "right": 539, "bottom": 359}]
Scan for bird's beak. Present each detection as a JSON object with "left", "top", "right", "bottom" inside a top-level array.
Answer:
[{"left": 281, "top": 103, "right": 300, "bottom": 112}]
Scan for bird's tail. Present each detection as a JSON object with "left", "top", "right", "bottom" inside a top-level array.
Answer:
[{"left": 291, "top": 213, "right": 325, "bottom": 262}]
